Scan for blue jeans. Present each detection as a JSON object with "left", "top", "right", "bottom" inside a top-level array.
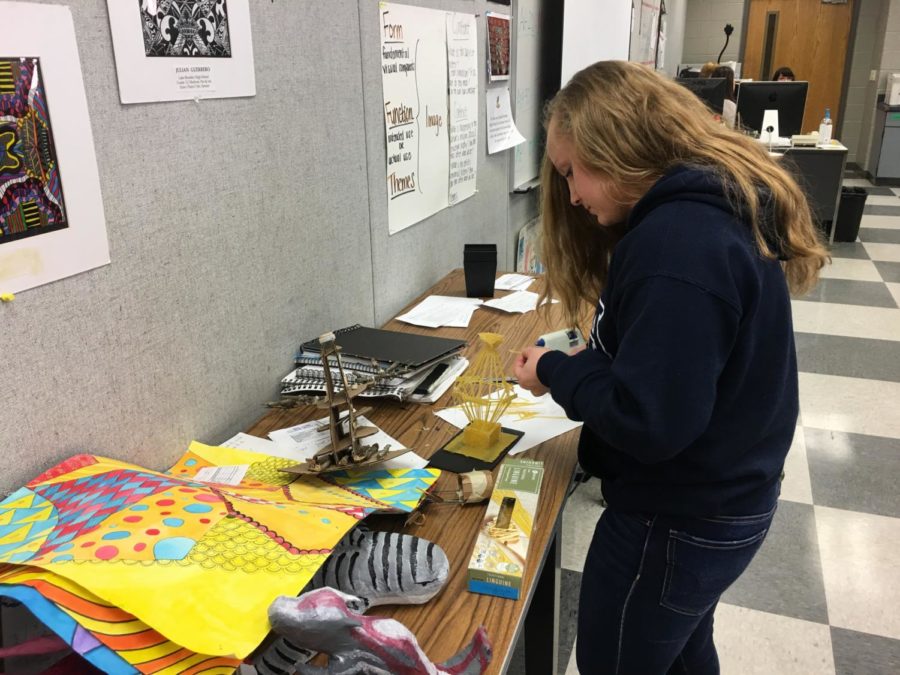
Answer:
[{"left": 576, "top": 504, "right": 776, "bottom": 674}]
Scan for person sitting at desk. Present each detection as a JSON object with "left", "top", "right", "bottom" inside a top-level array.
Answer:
[
  {"left": 712, "top": 64, "right": 737, "bottom": 128},
  {"left": 699, "top": 61, "right": 718, "bottom": 78},
  {"left": 514, "top": 60, "right": 828, "bottom": 674},
  {"left": 771, "top": 66, "right": 796, "bottom": 81}
]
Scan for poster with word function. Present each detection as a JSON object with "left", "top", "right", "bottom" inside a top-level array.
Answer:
[{"left": 380, "top": 2, "right": 451, "bottom": 234}]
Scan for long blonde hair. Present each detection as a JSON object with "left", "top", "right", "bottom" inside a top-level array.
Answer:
[{"left": 540, "top": 60, "right": 828, "bottom": 326}]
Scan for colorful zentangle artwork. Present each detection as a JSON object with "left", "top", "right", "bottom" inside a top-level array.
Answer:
[
  {"left": 139, "top": 0, "right": 232, "bottom": 58},
  {"left": 0, "top": 57, "right": 67, "bottom": 245},
  {"left": 0, "top": 443, "right": 439, "bottom": 671}
]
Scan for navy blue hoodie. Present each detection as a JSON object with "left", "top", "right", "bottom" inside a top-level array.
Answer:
[{"left": 536, "top": 165, "right": 798, "bottom": 517}]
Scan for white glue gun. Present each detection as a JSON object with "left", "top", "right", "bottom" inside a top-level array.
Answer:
[{"left": 535, "top": 328, "right": 586, "bottom": 352}]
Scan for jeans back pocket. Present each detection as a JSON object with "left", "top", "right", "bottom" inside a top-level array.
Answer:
[{"left": 660, "top": 527, "right": 768, "bottom": 616}]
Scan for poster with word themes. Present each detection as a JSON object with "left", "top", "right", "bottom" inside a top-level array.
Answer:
[
  {"left": 380, "top": 2, "right": 450, "bottom": 234},
  {"left": 0, "top": 3, "right": 109, "bottom": 294},
  {"left": 107, "top": 0, "right": 255, "bottom": 103}
]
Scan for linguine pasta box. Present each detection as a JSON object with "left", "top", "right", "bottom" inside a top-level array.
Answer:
[{"left": 467, "top": 458, "right": 544, "bottom": 599}]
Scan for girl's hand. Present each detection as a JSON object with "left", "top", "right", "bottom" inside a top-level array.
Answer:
[{"left": 513, "top": 345, "right": 551, "bottom": 396}]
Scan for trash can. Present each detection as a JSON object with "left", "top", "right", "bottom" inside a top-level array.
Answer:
[{"left": 833, "top": 187, "right": 868, "bottom": 242}]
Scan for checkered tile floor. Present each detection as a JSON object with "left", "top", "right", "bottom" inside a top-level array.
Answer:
[{"left": 510, "top": 176, "right": 900, "bottom": 674}]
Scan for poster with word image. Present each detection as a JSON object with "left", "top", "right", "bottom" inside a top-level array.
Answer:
[
  {"left": 106, "top": 0, "right": 255, "bottom": 104},
  {"left": 0, "top": 2, "right": 109, "bottom": 294},
  {"left": 380, "top": 2, "right": 451, "bottom": 234},
  {"left": 447, "top": 13, "right": 478, "bottom": 206}
]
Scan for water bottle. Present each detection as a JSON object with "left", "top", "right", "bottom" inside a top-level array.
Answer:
[{"left": 818, "top": 108, "right": 833, "bottom": 146}]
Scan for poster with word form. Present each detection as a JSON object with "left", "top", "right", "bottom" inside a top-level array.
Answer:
[
  {"left": 0, "top": 2, "right": 109, "bottom": 294},
  {"left": 380, "top": 2, "right": 451, "bottom": 234},
  {"left": 106, "top": 0, "right": 255, "bottom": 104}
]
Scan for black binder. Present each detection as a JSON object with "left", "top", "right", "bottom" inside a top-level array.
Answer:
[{"left": 299, "top": 324, "right": 465, "bottom": 369}]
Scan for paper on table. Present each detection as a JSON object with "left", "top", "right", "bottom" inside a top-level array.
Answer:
[
  {"left": 487, "top": 84, "right": 527, "bottom": 154},
  {"left": 396, "top": 295, "right": 484, "bottom": 328},
  {"left": 219, "top": 432, "right": 285, "bottom": 456},
  {"left": 495, "top": 273, "right": 534, "bottom": 291},
  {"left": 268, "top": 416, "right": 429, "bottom": 469},
  {"left": 436, "top": 386, "right": 582, "bottom": 455},
  {"left": 193, "top": 465, "right": 249, "bottom": 486},
  {"left": 483, "top": 290, "right": 557, "bottom": 314}
]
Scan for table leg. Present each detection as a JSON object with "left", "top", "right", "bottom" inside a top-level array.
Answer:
[{"left": 524, "top": 529, "right": 560, "bottom": 675}]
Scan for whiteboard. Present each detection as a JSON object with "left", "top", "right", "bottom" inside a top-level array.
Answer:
[
  {"left": 561, "top": 0, "right": 631, "bottom": 86},
  {"left": 512, "top": 0, "right": 542, "bottom": 189}
]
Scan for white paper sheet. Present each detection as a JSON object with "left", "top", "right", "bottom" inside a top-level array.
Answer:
[
  {"left": 487, "top": 84, "right": 527, "bottom": 154},
  {"left": 483, "top": 290, "right": 556, "bottom": 313},
  {"left": 0, "top": 3, "right": 109, "bottom": 294},
  {"left": 380, "top": 3, "right": 450, "bottom": 234},
  {"left": 495, "top": 273, "right": 534, "bottom": 291},
  {"left": 106, "top": 0, "right": 256, "bottom": 104},
  {"left": 436, "top": 386, "right": 582, "bottom": 455},
  {"left": 396, "top": 295, "right": 483, "bottom": 328},
  {"left": 447, "top": 13, "right": 478, "bottom": 206},
  {"left": 219, "top": 432, "right": 283, "bottom": 456},
  {"left": 193, "top": 464, "right": 249, "bottom": 486},
  {"left": 268, "top": 416, "right": 428, "bottom": 470}
]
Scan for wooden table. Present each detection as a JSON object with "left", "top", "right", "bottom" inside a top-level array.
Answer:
[{"left": 246, "top": 269, "right": 582, "bottom": 674}]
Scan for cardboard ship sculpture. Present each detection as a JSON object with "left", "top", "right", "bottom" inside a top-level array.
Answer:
[
  {"left": 431, "top": 333, "right": 523, "bottom": 472},
  {"left": 281, "top": 332, "right": 410, "bottom": 475}
]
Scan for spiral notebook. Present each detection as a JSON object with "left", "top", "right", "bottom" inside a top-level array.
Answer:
[{"left": 297, "top": 324, "right": 466, "bottom": 370}]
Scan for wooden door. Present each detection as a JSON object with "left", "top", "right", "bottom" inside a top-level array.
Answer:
[{"left": 743, "top": 0, "right": 853, "bottom": 135}]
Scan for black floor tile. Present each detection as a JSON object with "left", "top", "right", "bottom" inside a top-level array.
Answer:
[
  {"left": 806, "top": 427, "right": 900, "bottom": 519},
  {"left": 858, "top": 228, "right": 900, "bottom": 244},
  {"left": 721, "top": 501, "right": 829, "bottom": 624},
  {"left": 828, "top": 242, "right": 870, "bottom": 259},
  {"left": 795, "top": 333, "right": 900, "bottom": 382},
  {"left": 831, "top": 627, "right": 900, "bottom": 675},
  {"left": 800, "top": 278, "right": 897, "bottom": 308},
  {"left": 874, "top": 261, "right": 900, "bottom": 283}
]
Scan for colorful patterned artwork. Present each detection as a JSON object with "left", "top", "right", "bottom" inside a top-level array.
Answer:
[
  {"left": 486, "top": 13, "right": 511, "bottom": 81},
  {"left": 139, "top": 0, "right": 232, "bottom": 57},
  {"left": 0, "top": 57, "right": 67, "bottom": 245},
  {"left": 0, "top": 565, "right": 239, "bottom": 674},
  {"left": 0, "top": 444, "right": 440, "bottom": 666}
]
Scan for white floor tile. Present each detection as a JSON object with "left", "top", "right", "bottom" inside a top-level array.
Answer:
[
  {"left": 798, "top": 373, "right": 900, "bottom": 440},
  {"left": 561, "top": 478, "right": 604, "bottom": 573},
  {"left": 791, "top": 300, "right": 900, "bottom": 342},
  {"left": 816, "top": 506, "right": 900, "bottom": 640},
  {"left": 715, "top": 603, "right": 835, "bottom": 675},
  {"left": 780, "top": 424, "right": 812, "bottom": 504},
  {"left": 861, "top": 214, "right": 900, "bottom": 230},
  {"left": 842, "top": 178, "right": 875, "bottom": 188},
  {"left": 887, "top": 282, "right": 900, "bottom": 308},
  {"left": 818, "top": 257, "right": 883, "bottom": 282},
  {"left": 863, "top": 242, "right": 900, "bottom": 262},
  {"left": 864, "top": 195, "right": 900, "bottom": 207}
]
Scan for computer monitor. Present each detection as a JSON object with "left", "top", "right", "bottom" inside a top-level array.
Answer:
[
  {"left": 736, "top": 81, "right": 809, "bottom": 137},
  {"left": 676, "top": 77, "right": 728, "bottom": 115}
]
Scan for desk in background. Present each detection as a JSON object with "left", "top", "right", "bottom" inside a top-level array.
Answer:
[
  {"left": 776, "top": 143, "right": 848, "bottom": 245},
  {"left": 247, "top": 269, "right": 582, "bottom": 675}
]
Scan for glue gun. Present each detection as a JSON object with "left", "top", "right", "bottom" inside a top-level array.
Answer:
[{"left": 535, "top": 328, "right": 586, "bottom": 352}]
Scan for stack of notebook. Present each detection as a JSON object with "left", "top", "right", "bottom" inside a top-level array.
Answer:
[{"left": 281, "top": 325, "right": 468, "bottom": 403}]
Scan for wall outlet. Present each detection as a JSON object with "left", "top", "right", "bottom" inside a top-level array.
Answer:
[{"left": 870, "top": 70, "right": 878, "bottom": 82}]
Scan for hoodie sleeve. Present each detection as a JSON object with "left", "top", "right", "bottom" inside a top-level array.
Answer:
[{"left": 536, "top": 274, "right": 741, "bottom": 464}]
